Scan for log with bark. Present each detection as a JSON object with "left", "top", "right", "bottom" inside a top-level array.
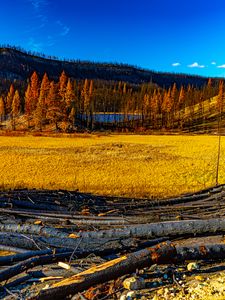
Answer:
[
  {"left": 0, "top": 232, "right": 137, "bottom": 253},
  {"left": 75, "top": 217, "right": 225, "bottom": 239},
  {"left": 0, "top": 208, "right": 129, "bottom": 225},
  {"left": 0, "top": 224, "right": 69, "bottom": 239}
]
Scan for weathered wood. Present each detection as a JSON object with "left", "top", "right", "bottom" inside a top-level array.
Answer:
[
  {"left": 0, "top": 224, "right": 69, "bottom": 239},
  {"left": 0, "top": 232, "right": 136, "bottom": 252},
  {"left": 31, "top": 241, "right": 176, "bottom": 300},
  {"left": 0, "top": 208, "right": 129, "bottom": 225},
  {"left": 75, "top": 217, "right": 225, "bottom": 239},
  {"left": 176, "top": 244, "right": 225, "bottom": 261},
  {"left": 0, "top": 251, "right": 74, "bottom": 283},
  {"left": 0, "top": 245, "right": 29, "bottom": 254},
  {"left": 30, "top": 241, "right": 225, "bottom": 300},
  {"left": 0, "top": 248, "right": 73, "bottom": 266}
]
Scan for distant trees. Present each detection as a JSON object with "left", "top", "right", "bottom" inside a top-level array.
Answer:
[{"left": 0, "top": 69, "right": 221, "bottom": 132}]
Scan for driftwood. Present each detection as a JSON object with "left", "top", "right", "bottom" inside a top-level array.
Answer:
[
  {"left": 31, "top": 241, "right": 175, "bottom": 300},
  {"left": 31, "top": 241, "right": 225, "bottom": 300},
  {"left": 0, "top": 208, "right": 128, "bottom": 225},
  {"left": 0, "top": 232, "right": 136, "bottom": 253},
  {"left": 176, "top": 243, "right": 225, "bottom": 261},
  {"left": 0, "top": 248, "right": 74, "bottom": 266},
  {"left": 0, "top": 245, "right": 29, "bottom": 254},
  {"left": 0, "top": 251, "right": 74, "bottom": 283},
  {"left": 76, "top": 217, "right": 225, "bottom": 239},
  {"left": 0, "top": 224, "right": 69, "bottom": 239},
  {"left": 0, "top": 198, "right": 67, "bottom": 211}
]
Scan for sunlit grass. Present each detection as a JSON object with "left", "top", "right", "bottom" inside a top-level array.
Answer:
[{"left": 0, "top": 134, "right": 224, "bottom": 198}]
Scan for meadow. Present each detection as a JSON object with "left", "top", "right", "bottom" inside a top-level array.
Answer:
[{"left": 0, "top": 134, "right": 224, "bottom": 199}]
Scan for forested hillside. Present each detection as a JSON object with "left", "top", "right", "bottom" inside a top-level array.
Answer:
[{"left": 0, "top": 46, "right": 212, "bottom": 89}]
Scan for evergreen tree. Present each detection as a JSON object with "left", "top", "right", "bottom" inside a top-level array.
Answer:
[
  {"left": 46, "top": 81, "right": 62, "bottom": 130},
  {"left": 6, "top": 84, "right": 15, "bottom": 115},
  {"left": 30, "top": 71, "right": 39, "bottom": 112},
  {"left": 65, "top": 79, "right": 76, "bottom": 128},
  {"left": 35, "top": 73, "right": 50, "bottom": 130},
  {"left": 11, "top": 90, "right": 20, "bottom": 130},
  {"left": 24, "top": 84, "right": 32, "bottom": 128}
]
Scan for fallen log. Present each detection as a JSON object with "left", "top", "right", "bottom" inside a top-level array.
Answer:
[
  {"left": 176, "top": 243, "right": 225, "bottom": 261},
  {"left": 31, "top": 241, "right": 175, "bottom": 300},
  {"left": 0, "top": 232, "right": 137, "bottom": 253},
  {"left": 31, "top": 241, "right": 225, "bottom": 300},
  {"left": 0, "top": 224, "right": 69, "bottom": 239},
  {"left": 0, "top": 245, "right": 29, "bottom": 254},
  {"left": 0, "top": 198, "right": 67, "bottom": 211},
  {"left": 0, "top": 251, "right": 74, "bottom": 283},
  {"left": 0, "top": 208, "right": 129, "bottom": 225},
  {"left": 0, "top": 248, "right": 74, "bottom": 266},
  {"left": 75, "top": 217, "right": 225, "bottom": 239}
]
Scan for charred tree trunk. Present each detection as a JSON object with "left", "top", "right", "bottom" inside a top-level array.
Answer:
[{"left": 31, "top": 241, "right": 175, "bottom": 300}]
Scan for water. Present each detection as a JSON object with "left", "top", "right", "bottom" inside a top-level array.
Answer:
[{"left": 83, "top": 113, "right": 142, "bottom": 123}]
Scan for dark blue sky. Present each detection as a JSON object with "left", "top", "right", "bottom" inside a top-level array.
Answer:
[{"left": 2, "top": 0, "right": 225, "bottom": 77}]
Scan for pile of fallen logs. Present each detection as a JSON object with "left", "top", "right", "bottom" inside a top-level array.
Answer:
[{"left": 1, "top": 185, "right": 225, "bottom": 299}]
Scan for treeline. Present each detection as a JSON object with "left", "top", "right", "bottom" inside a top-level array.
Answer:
[
  {"left": 0, "top": 47, "right": 211, "bottom": 87},
  {"left": 0, "top": 71, "right": 222, "bottom": 132}
]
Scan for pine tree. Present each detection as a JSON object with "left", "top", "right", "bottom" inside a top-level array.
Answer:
[
  {"left": 65, "top": 79, "right": 75, "bottom": 127},
  {"left": 150, "top": 89, "right": 158, "bottom": 128},
  {"left": 178, "top": 86, "right": 185, "bottom": 129},
  {"left": 24, "top": 84, "right": 33, "bottom": 128},
  {"left": 46, "top": 81, "right": 62, "bottom": 130},
  {"left": 89, "top": 80, "right": 94, "bottom": 129},
  {"left": 65, "top": 79, "right": 75, "bottom": 110},
  {"left": 6, "top": 84, "right": 15, "bottom": 115},
  {"left": 0, "top": 96, "right": 5, "bottom": 123},
  {"left": 58, "top": 71, "right": 68, "bottom": 115},
  {"left": 59, "top": 71, "right": 68, "bottom": 100},
  {"left": 30, "top": 71, "right": 39, "bottom": 112},
  {"left": 35, "top": 73, "right": 50, "bottom": 130},
  {"left": 11, "top": 90, "right": 20, "bottom": 130},
  {"left": 162, "top": 88, "right": 172, "bottom": 128},
  {"left": 81, "top": 79, "right": 90, "bottom": 126}
]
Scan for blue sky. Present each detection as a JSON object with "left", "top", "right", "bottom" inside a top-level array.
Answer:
[{"left": 2, "top": 0, "right": 225, "bottom": 77}]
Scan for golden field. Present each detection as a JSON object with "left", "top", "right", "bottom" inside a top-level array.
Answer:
[{"left": 0, "top": 134, "right": 224, "bottom": 198}]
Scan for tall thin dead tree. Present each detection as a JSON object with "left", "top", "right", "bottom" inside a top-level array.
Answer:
[{"left": 216, "top": 80, "right": 224, "bottom": 185}]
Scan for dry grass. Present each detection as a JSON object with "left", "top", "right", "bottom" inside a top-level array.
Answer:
[{"left": 0, "top": 134, "right": 224, "bottom": 198}]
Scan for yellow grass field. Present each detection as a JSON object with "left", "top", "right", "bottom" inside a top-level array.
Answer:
[{"left": 0, "top": 134, "right": 225, "bottom": 198}]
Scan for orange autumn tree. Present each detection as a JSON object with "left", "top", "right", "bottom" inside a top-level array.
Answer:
[
  {"left": 46, "top": 81, "right": 63, "bottom": 130},
  {"left": 30, "top": 71, "right": 39, "bottom": 112},
  {"left": 35, "top": 73, "right": 50, "bottom": 130},
  {"left": 11, "top": 90, "right": 20, "bottom": 130},
  {"left": 65, "top": 79, "right": 76, "bottom": 128},
  {"left": 6, "top": 84, "right": 15, "bottom": 115},
  {"left": 24, "top": 71, "right": 39, "bottom": 127},
  {"left": 24, "top": 83, "right": 32, "bottom": 128}
]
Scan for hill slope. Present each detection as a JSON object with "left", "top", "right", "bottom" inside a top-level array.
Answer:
[{"left": 0, "top": 47, "right": 210, "bottom": 88}]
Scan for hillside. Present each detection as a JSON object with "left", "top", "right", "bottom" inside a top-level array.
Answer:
[{"left": 0, "top": 47, "right": 211, "bottom": 88}]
